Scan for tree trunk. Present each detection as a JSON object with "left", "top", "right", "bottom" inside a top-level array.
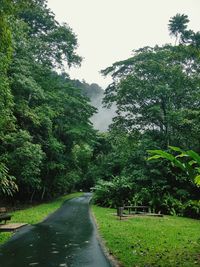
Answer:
[
  {"left": 41, "top": 186, "right": 46, "bottom": 201},
  {"left": 30, "top": 189, "right": 35, "bottom": 203}
]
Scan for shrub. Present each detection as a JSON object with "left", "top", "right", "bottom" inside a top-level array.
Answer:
[
  {"left": 93, "top": 176, "right": 133, "bottom": 207},
  {"left": 92, "top": 180, "right": 114, "bottom": 207},
  {"left": 161, "top": 194, "right": 184, "bottom": 215},
  {"left": 183, "top": 200, "right": 200, "bottom": 219}
]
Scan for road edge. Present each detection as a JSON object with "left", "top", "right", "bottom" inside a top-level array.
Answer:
[{"left": 89, "top": 203, "right": 123, "bottom": 267}]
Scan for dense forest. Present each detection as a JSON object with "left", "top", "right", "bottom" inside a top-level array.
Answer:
[
  {"left": 0, "top": 1, "right": 199, "bottom": 219},
  {"left": 0, "top": 0, "right": 97, "bottom": 201},
  {"left": 93, "top": 13, "right": 200, "bottom": 218}
]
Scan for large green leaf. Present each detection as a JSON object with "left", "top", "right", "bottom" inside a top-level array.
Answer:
[
  {"left": 186, "top": 150, "right": 200, "bottom": 166},
  {"left": 168, "top": 146, "right": 184, "bottom": 153},
  {"left": 194, "top": 175, "right": 200, "bottom": 186},
  {"left": 147, "top": 149, "right": 186, "bottom": 171}
]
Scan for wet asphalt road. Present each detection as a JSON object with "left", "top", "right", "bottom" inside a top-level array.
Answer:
[{"left": 0, "top": 193, "right": 112, "bottom": 267}]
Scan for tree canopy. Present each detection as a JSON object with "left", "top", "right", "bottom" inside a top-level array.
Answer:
[
  {"left": 92, "top": 14, "right": 200, "bottom": 218},
  {"left": 0, "top": 0, "right": 96, "bottom": 201},
  {"left": 0, "top": 7, "right": 199, "bottom": 219}
]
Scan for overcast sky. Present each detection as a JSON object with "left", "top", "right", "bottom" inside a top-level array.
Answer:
[{"left": 47, "top": 0, "right": 200, "bottom": 88}]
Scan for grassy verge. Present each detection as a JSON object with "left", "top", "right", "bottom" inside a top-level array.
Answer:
[
  {"left": 0, "top": 192, "right": 83, "bottom": 246},
  {"left": 92, "top": 205, "right": 200, "bottom": 267}
]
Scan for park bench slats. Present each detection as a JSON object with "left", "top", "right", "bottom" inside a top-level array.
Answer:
[
  {"left": 0, "top": 207, "right": 12, "bottom": 224},
  {"left": 117, "top": 205, "right": 163, "bottom": 219},
  {"left": 123, "top": 205, "right": 151, "bottom": 214}
]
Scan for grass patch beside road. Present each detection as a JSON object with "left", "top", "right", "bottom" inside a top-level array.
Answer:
[
  {"left": 0, "top": 192, "right": 83, "bottom": 246},
  {"left": 92, "top": 205, "right": 200, "bottom": 267}
]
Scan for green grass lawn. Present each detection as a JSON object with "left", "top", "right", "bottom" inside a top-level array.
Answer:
[
  {"left": 92, "top": 205, "right": 200, "bottom": 267},
  {"left": 0, "top": 192, "right": 83, "bottom": 246}
]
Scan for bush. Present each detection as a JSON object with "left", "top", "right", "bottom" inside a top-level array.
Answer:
[
  {"left": 92, "top": 180, "right": 114, "bottom": 207},
  {"left": 160, "top": 194, "right": 184, "bottom": 215},
  {"left": 93, "top": 176, "right": 133, "bottom": 207},
  {"left": 159, "top": 196, "right": 200, "bottom": 219},
  {"left": 183, "top": 200, "right": 200, "bottom": 219}
]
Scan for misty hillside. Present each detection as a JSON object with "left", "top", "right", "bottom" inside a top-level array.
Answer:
[
  {"left": 72, "top": 80, "right": 104, "bottom": 99},
  {"left": 72, "top": 80, "right": 116, "bottom": 132}
]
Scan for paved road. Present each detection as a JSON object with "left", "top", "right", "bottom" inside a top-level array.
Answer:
[{"left": 0, "top": 193, "right": 112, "bottom": 267}]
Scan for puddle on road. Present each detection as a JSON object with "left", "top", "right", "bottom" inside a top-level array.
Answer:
[{"left": 29, "top": 263, "right": 39, "bottom": 266}]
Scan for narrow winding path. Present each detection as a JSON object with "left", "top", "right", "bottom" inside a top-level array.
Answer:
[{"left": 0, "top": 193, "right": 112, "bottom": 267}]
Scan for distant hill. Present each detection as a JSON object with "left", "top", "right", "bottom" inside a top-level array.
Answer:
[
  {"left": 72, "top": 80, "right": 116, "bottom": 132},
  {"left": 71, "top": 80, "right": 104, "bottom": 100}
]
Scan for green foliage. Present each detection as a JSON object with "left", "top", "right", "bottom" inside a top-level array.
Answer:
[
  {"left": 17, "top": 0, "right": 81, "bottom": 67},
  {"left": 94, "top": 14, "right": 200, "bottom": 219},
  {"left": 102, "top": 16, "right": 200, "bottom": 148},
  {"left": 148, "top": 146, "right": 200, "bottom": 186},
  {"left": 168, "top": 13, "right": 200, "bottom": 46},
  {"left": 161, "top": 194, "right": 184, "bottom": 216},
  {"left": 183, "top": 200, "right": 200, "bottom": 219},
  {"left": 0, "top": 1, "right": 199, "bottom": 226},
  {"left": 1, "top": 130, "right": 44, "bottom": 199},
  {"left": 0, "top": 2, "right": 15, "bottom": 136},
  {"left": 92, "top": 180, "right": 114, "bottom": 207},
  {"left": 168, "top": 14, "right": 189, "bottom": 44},
  {"left": 93, "top": 176, "right": 132, "bottom": 207},
  {"left": 0, "top": 162, "right": 18, "bottom": 196},
  {"left": 0, "top": 0, "right": 96, "bottom": 202},
  {"left": 154, "top": 194, "right": 200, "bottom": 219}
]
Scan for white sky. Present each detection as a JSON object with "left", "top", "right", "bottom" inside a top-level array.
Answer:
[{"left": 47, "top": 0, "right": 200, "bottom": 88}]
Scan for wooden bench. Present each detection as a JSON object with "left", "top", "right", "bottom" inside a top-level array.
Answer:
[
  {"left": 123, "top": 205, "right": 151, "bottom": 214},
  {"left": 0, "top": 207, "right": 12, "bottom": 224},
  {"left": 117, "top": 205, "right": 151, "bottom": 219},
  {"left": 117, "top": 205, "right": 163, "bottom": 219}
]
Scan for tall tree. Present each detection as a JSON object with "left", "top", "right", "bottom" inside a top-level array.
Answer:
[
  {"left": 0, "top": 0, "right": 15, "bottom": 135},
  {"left": 102, "top": 18, "right": 200, "bottom": 149},
  {"left": 168, "top": 13, "right": 189, "bottom": 44},
  {"left": 92, "top": 15, "right": 200, "bottom": 215},
  {"left": 0, "top": 0, "right": 97, "bottom": 201}
]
